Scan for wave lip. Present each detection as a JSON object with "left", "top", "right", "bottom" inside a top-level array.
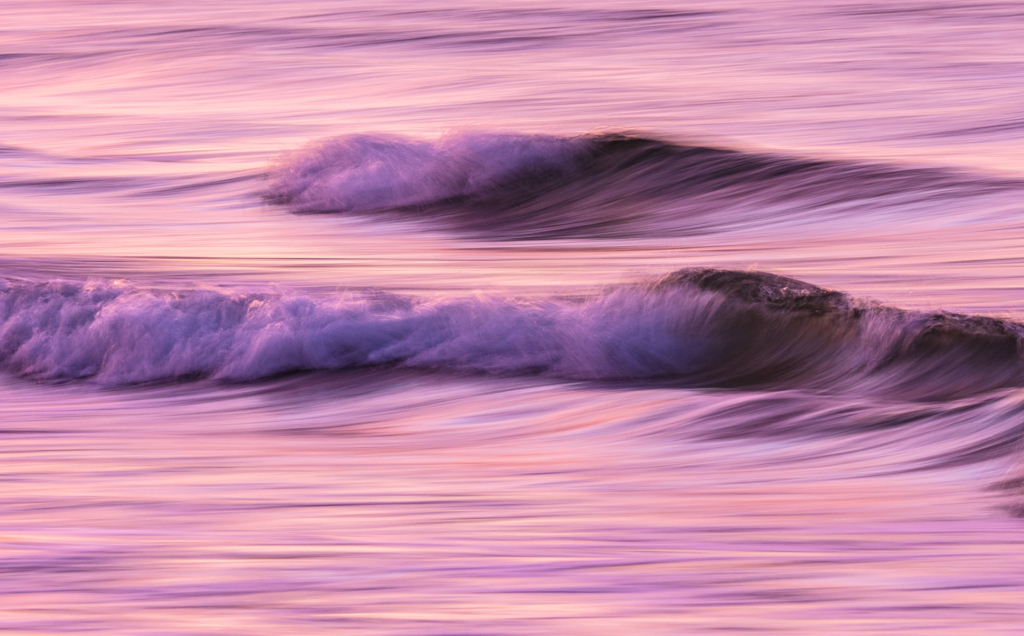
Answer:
[
  {"left": 266, "top": 132, "right": 1013, "bottom": 239},
  {"left": 2, "top": 271, "right": 1023, "bottom": 400}
]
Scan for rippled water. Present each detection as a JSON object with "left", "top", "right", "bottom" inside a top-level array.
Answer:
[{"left": 3, "top": 2, "right": 1024, "bottom": 633}]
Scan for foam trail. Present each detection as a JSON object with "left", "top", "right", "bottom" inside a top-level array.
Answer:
[{"left": 2, "top": 271, "right": 1022, "bottom": 398}]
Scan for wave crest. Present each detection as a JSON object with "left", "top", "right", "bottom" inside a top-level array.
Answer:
[
  {"left": 266, "top": 133, "right": 1009, "bottom": 238},
  {"left": 2, "top": 271, "right": 1022, "bottom": 398}
]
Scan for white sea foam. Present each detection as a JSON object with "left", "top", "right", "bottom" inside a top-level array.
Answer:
[
  {"left": 267, "top": 133, "right": 590, "bottom": 213},
  {"left": 2, "top": 275, "right": 1020, "bottom": 397},
  {"left": 0, "top": 278, "right": 707, "bottom": 384}
]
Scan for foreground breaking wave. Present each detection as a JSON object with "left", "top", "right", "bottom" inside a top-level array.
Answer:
[
  {"left": 2, "top": 270, "right": 1022, "bottom": 398},
  {"left": 267, "top": 133, "right": 1012, "bottom": 238}
]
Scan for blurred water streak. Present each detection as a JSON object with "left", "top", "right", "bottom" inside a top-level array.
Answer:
[{"left": 3, "top": 2, "right": 1024, "bottom": 633}]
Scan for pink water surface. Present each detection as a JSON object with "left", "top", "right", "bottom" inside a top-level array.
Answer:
[{"left": 3, "top": 1, "right": 1024, "bottom": 633}]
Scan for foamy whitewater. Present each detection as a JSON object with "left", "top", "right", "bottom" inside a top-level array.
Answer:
[{"left": 4, "top": 2, "right": 1024, "bottom": 634}]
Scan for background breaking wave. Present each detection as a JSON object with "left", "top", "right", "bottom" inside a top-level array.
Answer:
[
  {"left": 2, "top": 270, "right": 1022, "bottom": 399},
  {"left": 266, "top": 133, "right": 1014, "bottom": 239}
]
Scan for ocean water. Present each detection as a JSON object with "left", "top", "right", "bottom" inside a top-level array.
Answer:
[{"left": 3, "top": 1, "right": 1024, "bottom": 633}]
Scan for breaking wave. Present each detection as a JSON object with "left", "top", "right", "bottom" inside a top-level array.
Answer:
[
  {"left": 266, "top": 132, "right": 1013, "bottom": 238},
  {"left": 2, "top": 270, "right": 1022, "bottom": 399}
]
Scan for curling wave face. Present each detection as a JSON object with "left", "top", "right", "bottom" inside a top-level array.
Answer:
[
  {"left": 266, "top": 133, "right": 1014, "bottom": 238},
  {"left": 2, "top": 270, "right": 1022, "bottom": 398}
]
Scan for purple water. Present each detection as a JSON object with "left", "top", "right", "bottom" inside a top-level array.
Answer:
[{"left": 3, "top": 2, "right": 1024, "bottom": 633}]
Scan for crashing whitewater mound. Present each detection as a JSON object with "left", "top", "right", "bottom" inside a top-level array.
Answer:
[{"left": 1, "top": 270, "right": 1021, "bottom": 399}]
